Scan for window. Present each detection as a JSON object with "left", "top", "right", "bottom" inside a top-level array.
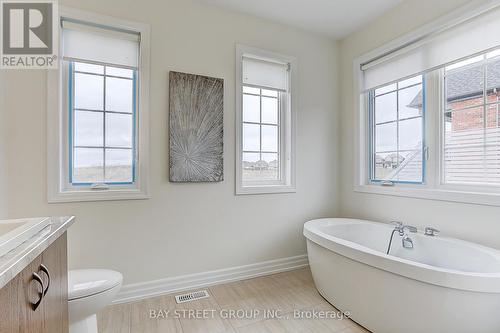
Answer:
[
  {"left": 47, "top": 8, "right": 150, "bottom": 202},
  {"left": 236, "top": 45, "right": 296, "bottom": 194},
  {"left": 443, "top": 51, "right": 500, "bottom": 186},
  {"left": 369, "top": 75, "right": 425, "bottom": 184},
  {"left": 70, "top": 61, "right": 136, "bottom": 185},
  {"left": 354, "top": 2, "right": 500, "bottom": 206},
  {"left": 242, "top": 86, "right": 280, "bottom": 182}
]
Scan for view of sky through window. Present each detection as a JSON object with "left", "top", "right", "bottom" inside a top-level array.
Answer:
[
  {"left": 371, "top": 75, "right": 424, "bottom": 183},
  {"left": 242, "top": 86, "right": 280, "bottom": 182},
  {"left": 71, "top": 61, "right": 135, "bottom": 184}
]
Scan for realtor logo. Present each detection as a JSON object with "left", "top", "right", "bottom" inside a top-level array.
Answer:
[{"left": 1, "top": 0, "right": 58, "bottom": 68}]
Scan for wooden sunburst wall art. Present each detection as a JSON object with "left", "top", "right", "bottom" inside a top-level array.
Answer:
[{"left": 169, "top": 71, "right": 224, "bottom": 182}]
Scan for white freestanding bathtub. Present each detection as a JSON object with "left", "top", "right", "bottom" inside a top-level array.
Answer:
[{"left": 304, "top": 218, "right": 500, "bottom": 333}]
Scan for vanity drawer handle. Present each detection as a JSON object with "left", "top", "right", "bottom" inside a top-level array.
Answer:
[
  {"left": 30, "top": 272, "right": 44, "bottom": 311},
  {"left": 40, "top": 264, "right": 51, "bottom": 296}
]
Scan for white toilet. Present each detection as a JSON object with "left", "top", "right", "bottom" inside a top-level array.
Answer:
[{"left": 68, "top": 269, "right": 123, "bottom": 333}]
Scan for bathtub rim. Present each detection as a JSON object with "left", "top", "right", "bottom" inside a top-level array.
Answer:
[{"left": 304, "top": 218, "right": 500, "bottom": 293}]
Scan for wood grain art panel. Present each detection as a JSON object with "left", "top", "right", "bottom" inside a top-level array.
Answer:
[{"left": 169, "top": 71, "right": 224, "bottom": 182}]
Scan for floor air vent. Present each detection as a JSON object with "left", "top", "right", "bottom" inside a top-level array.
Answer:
[{"left": 175, "top": 290, "right": 210, "bottom": 303}]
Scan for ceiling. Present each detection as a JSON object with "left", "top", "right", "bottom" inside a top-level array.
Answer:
[{"left": 195, "top": 0, "right": 405, "bottom": 39}]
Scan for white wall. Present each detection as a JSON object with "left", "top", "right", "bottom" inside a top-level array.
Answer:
[
  {"left": 1, "top": 0, "right": 339, "bottom": 284},
  {"left": 338, "top": 0, "right": 500, "bottom": 250}
]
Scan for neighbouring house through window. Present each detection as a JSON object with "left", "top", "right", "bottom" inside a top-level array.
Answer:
[
  {"left": 355, "top": 3, "right": 500, "bottom": 205},
  {"left": 443, "top": 50, "right": 500, "bottom": 186}
]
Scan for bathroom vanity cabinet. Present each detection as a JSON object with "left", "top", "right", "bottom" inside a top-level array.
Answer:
[{"left": 0, "top": 233, "right": 69, "bottom": 333}]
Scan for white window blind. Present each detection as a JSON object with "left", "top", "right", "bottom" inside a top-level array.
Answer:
[
  {"left": 242, "top": 56, "right": 289, "bottom": 91},
  {"left": 62, "top": 20, "right": 140, "bottom": 68},
  {"left": 362, "top": 4, "right": 500, "bottom": 90}
]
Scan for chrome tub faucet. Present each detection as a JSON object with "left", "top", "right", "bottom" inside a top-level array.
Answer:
[
  {"left": 387, "top": 221, "right": 418, "bottom": 254},
  {"left": 392, "top": 221, "right": 417, "bottom": 236}
]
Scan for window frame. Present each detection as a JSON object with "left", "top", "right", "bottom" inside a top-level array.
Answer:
[
  {"left": 439, "top": 53, "right": 500, "bottom": 190},
  {"left": 355, "top": 44, "right": 500, "bottom": 207},
  {"left": 368, "top": 75, "right": 427, "bottom": 185},
  {"left": 235, "top": 44, "right": 297, "bottom": 195},
  {"left": 241, "top": 86, "right": 283, "bottom": 186},
  {"left": 67, "top": 61, "right": 137, "bottom": 186},
  {"left": 47, "top": 7, "right": 150, "bottom": 203}
]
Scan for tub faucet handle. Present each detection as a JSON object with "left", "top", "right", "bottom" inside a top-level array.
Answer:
[
  {"left": 425, "top": 227, "right": 440, "bottom": 236},
  {"left": 391, "top": 221, "right": 403, "bottom": 227},
  {"left": 405, "top": 225, "right": 418, "bottom": 233}
]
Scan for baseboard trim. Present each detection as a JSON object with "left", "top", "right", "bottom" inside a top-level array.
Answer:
[{"left": 113, "top": 254, "right": 309, "bottom": 304}]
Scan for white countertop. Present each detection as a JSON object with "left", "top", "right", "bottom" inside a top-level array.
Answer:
[{"left": 0, "top": 216, "right": 75, "bottom": 289}]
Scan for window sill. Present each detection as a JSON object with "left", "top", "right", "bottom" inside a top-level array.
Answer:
[
  {"left": 48, "top": 188, "right": 150, "bottom": 203},
  {"left": 354, "top": 184, "right": 500, "bottom": 207},
  {"left": 236, "top": 184, "right": 296, "bottom": 195}
]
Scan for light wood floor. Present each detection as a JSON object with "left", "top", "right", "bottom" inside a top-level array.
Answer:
[{"left": 97, "top": 268, "right": 371, "bottom": 333}]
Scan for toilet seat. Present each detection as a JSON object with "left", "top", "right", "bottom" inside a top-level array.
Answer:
[{"left": 68, "top": 269, "right": 123, "bottom": 301}]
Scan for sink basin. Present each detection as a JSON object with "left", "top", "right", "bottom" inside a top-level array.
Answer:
[{"left": 0, "top": 217, "right": 51, "bottom": 258}]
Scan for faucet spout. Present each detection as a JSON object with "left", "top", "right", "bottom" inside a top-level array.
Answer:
[{"left": 402, "top": 234, "right": 414, "bottom": 249}]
